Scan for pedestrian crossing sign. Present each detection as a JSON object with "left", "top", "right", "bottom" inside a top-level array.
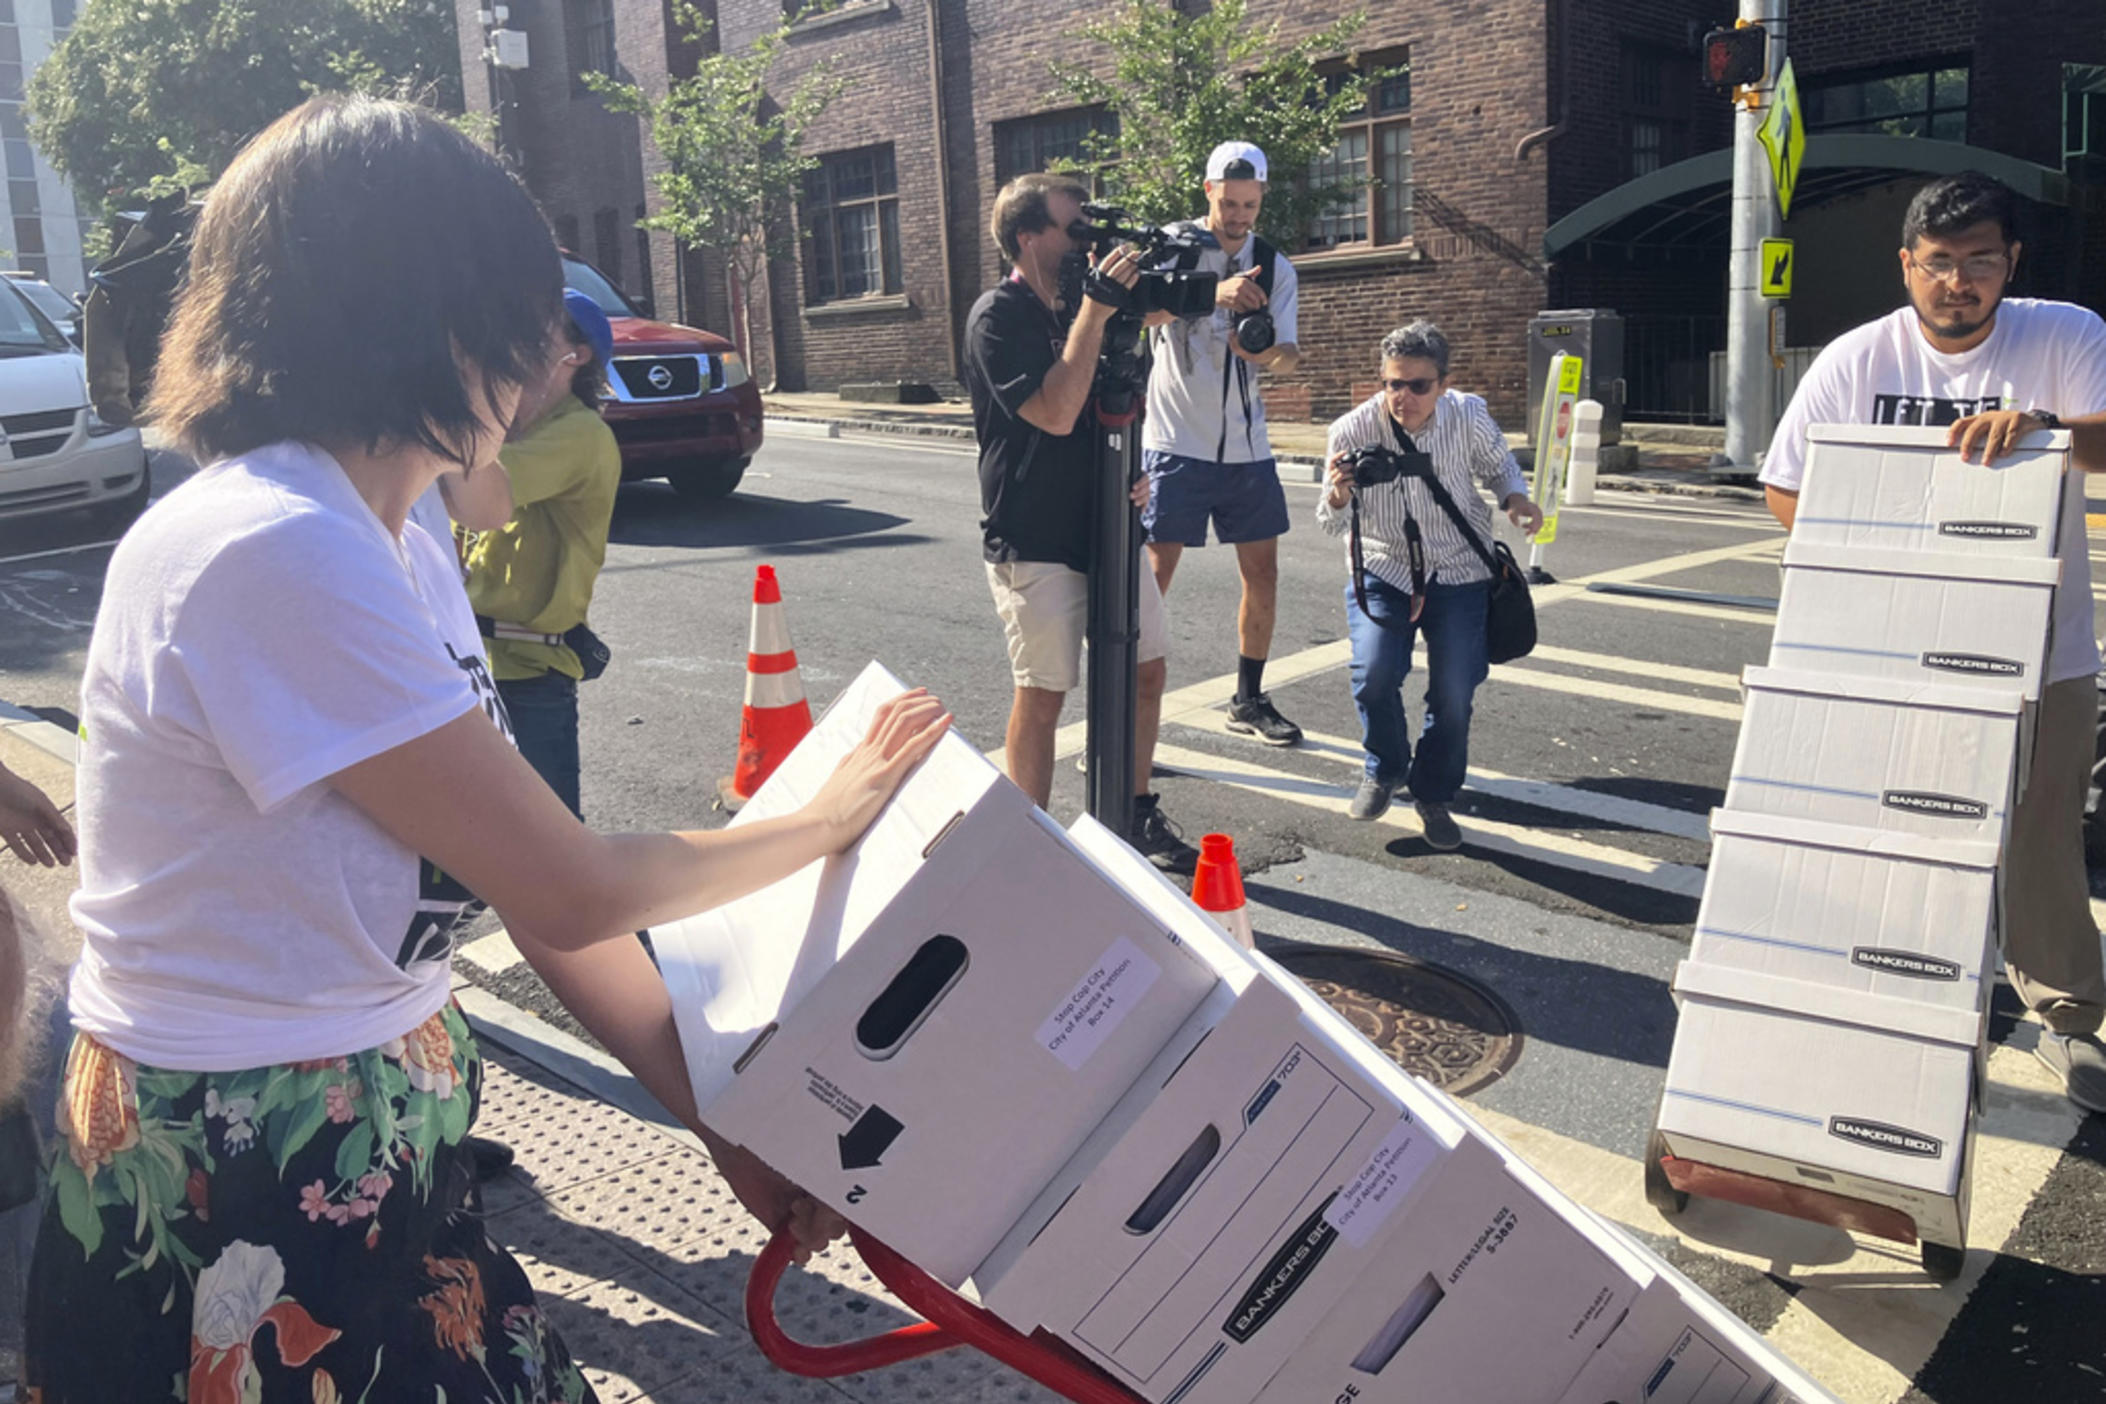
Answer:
[
  {"left": 1758, "top": 58, "right": 1806, "bottom": 220},
  {"left": 1761, "top": 238, "right": 1793, "bottom": 299},
  {"left": 1531, "top": 354, "right": 1583, "bottom": 547}
]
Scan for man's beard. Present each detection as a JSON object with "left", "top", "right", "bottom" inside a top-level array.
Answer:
[{"left": 1913, "top": 291, "right": 1995, "bottom": 342}]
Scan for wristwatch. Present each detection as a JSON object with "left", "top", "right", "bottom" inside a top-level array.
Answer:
[{"left": 2025, "top": 407, "right": 2062, "bottom": 430}]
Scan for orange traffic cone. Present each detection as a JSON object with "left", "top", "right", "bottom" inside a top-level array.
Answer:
[
  {"left": 717, "top": 564, "right": 814, "bottom": 811},
  {"left": 1192, "top": 833, "right": 1253, "bottom": 949}
]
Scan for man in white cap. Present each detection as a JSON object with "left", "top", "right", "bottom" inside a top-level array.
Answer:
[{"left": 1142, "top": 140, "right": 1306, "bottom": 747}]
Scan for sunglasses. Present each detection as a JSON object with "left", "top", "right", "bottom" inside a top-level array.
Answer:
[{"left": 1382, "top": 377, "right": 1439, "bottom": 395}]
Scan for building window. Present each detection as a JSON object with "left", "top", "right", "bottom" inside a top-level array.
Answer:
[
  {"left": 1306, "top": 53, "right": 1411, "bottom": 252},
  {"left": 2065, "top": 64, "right": 2106, "bottom": 168},
  {"left": 49, "top": 0, "right": 72, "bottom": 27},
  {"left": 1805, "top": 61, "right": 1969, "bottom": 141},
  {"left": 1622, "top": 43, "right": 1690, "bottom": 178},
  {"left": 593, "top": 206, "right": 622, "bottom": 286},
  {"left": 554, "top": 212, "right": 581, "bottom": 254},
  {"left": 567, "top": 0, "right": 616, "bottom": 96},
  {"left": 805, "top": 145, "right": 901, "bottom": 302},
  {"left": 993, "top": 107, "right": 1116, "bottom": 185},
  {"left": 633, "top": 203, "right": 654, "bottom": 311}
]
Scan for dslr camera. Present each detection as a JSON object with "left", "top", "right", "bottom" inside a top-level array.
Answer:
[
  {"left": 1344, "top": 437, "right": 1435, "bottom": 489},
  {"left": 1062, "top": 203, "right": 1219, "bottom": 320}
]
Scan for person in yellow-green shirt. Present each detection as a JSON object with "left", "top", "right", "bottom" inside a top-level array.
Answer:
[{"left": 464, "top": 289, "right": 621, "bottom": 818}]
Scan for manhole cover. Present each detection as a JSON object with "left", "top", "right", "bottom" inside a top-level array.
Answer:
[{"left": 1270, "top": 944, "right": 1523, "bottom": 1097}]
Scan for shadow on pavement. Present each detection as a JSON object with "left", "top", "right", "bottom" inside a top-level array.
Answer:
[
  {"left": 1245, "top": 877, "right": 1680, "bottom": 1071},
  {"left": 609, "top": 486, "right": 929, "bottom": 554}
]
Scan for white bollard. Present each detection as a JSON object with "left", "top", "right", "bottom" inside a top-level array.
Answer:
[{"left": 1565, "top": 399, "right": 1603, "bottom": 507}]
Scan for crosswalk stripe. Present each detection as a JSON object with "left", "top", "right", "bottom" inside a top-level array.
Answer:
[
  {"left": 1150, "top": 740, "right": 1709, "bottom": 897},
  {"left": 1478, "top": 659, "right": 1744, "bottom": 720},
  {"left": 1049, "top": 534, "right": 1786, "bottom": 761},
  {"left": 1565, "top": 590, "right": 1782, "bottom": 627},
  {"left": 1519, "top": 643, "right": 1745, "bottom": 693},
  {"left": 1173, "top": 712, "right": 1716, "bottom": 844}
]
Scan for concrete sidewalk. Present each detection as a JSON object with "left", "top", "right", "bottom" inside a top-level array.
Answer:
[{"left": 761, "top": 392, "right": 1755, "bottom": 500}]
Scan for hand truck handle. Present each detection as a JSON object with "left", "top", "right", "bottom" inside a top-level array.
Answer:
[{"left": 748, "top": 1228, "right": 1151, "bottom": 1404}]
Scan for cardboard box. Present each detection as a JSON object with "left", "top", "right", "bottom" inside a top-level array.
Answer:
[
  {"left": 655, "top": 663, "right": 1220, "bottom": 1285},
  {"left": 1247, "top": 1134, "right": 1641, "bottom": 1404},
  {"left": 1772, "top": 541, "right": 2059, "bottom": 700},
  {"left": 1691, "top": 810, "right": 1999, "bottom": 1015},
  {"left": 1724, "top": 667, "right": 2023, "bottom": 845},
  {"left": 1789, "top": 424, "right": 2071, "bottom": 560},
  {"left": 1659, "top": 962, "right": 1979, "bottom": 1248},
  {"left": 1555, "top": 1265, "right": 1840, "bottom": 1404},
  {"left": 976, "top": 817, "right": 1475, "bottom": 1404}
]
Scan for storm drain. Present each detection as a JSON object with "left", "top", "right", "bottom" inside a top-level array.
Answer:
[{"left": 1271, "top": 944, "right": 1524, "bottom": 1097}]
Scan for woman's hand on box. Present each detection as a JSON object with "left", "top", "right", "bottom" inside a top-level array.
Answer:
[{"left": 807, "top": 689, "right": 951, "bottom": 854}]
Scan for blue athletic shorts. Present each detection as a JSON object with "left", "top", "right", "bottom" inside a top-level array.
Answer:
[{"left": 1141, "top": 451, "right": 1291, "bottom": 547}]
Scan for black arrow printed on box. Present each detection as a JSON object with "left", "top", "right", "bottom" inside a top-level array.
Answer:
[
  {"left": 1772, "top": 247, "right": 1789, "bottom": 284},
  {"left": 839, "top": 1104, "right": 904, "bottom": 1171}
]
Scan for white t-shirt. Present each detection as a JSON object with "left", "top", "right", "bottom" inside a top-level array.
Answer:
[
  {"left": 1143, "top": 226, "right": 1300, "bottom": 464},
  {"left": 68, "top": 441, "right": 515, "bottom": 1071},
  {"left": 1762, "top": 299, "right": 2106, "bottom": 683}
]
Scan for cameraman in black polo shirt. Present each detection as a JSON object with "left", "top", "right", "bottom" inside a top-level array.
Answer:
[{"left": 964, "top": 172, "right": 1195, "bottom": 872}]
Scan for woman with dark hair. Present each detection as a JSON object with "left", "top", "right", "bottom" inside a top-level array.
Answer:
[{"left": 24, "top": 95, "right": 948, "bottom": 1402}]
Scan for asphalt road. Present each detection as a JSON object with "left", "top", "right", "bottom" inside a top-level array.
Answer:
[{"left": 2, "top": 430, "right": 2102, "bottom": 1402}]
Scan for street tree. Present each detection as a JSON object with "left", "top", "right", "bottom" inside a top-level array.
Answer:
[
  {"left": 1047, "top": 0, "right": 1385, "bottom": 245},
  {"left": 590, "top": 2, "right": 840, "bottom": 374},
  {"left": 27, "top": 0, "right": 462, "bottom": 205}
]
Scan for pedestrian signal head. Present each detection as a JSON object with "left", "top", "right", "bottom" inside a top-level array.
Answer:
[{"left": 1702, "top": 25, "right": 1767, "bottom": 91}]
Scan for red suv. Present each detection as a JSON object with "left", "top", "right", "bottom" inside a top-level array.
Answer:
[{"left": 563, "top": 254, "right": 764, "bottom": 501}]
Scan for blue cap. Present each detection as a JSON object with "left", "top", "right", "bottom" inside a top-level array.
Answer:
[{"left": 563, "top": 288, "right": 615, "bottom": 369}]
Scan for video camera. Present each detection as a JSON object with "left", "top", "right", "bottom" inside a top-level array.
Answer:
[
  {"left": 1062, "top": 203, "right": 1219, "bottom": 320},
  {"left": 1344, "top": 437, "right": 1436, "bottom": 489}
]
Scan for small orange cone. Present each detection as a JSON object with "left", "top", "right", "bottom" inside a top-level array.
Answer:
[
  {"left": 1192, "top": 833, "right": 1254, "bottom": 949},
  {"left": 718, "top": 564, "right": 814, "bottom": 810}
]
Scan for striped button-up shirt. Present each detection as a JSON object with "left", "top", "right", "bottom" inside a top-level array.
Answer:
[{"left": 1316, "top": 390, "right": 1527, "bottom": 594}]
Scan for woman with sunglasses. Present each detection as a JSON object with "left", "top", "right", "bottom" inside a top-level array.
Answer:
[
  {"left": 1317, "top": 320, "right": 1543, "bottom": 850},
  {"left": 25, "top": 95, "right": 948, "bottom": 1402}
]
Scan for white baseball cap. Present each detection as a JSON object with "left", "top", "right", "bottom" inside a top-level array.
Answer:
[{"left": 1205, "top": 141, "right": 1269, "bottom": 183}]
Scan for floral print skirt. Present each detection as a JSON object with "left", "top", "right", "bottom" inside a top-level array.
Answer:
[{"left": 24, "top": 1003, "right": 596, "bottom": 1404}]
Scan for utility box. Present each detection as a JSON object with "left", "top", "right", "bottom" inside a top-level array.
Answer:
[
  {"left": 490, "top": 28, "right": 529, "bottom": 69},
  {"left": 1528, "top": 310, "right": 1625, "bottom": 445}
]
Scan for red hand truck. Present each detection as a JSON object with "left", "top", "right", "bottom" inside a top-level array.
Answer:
[{"left": 745, "top": 1227, "right": 1150, "bottom": 1404}]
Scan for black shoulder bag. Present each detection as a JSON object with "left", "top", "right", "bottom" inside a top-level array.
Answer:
[{"left": 1414, "top": 470, "right": 1538, "bottom": 664}]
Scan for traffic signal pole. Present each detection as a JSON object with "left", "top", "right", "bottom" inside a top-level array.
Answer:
[{"left": 1722, "top": 0, "right": 1786, "bottom": 472}]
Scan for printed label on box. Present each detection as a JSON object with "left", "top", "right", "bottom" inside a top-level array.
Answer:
[
  {"left": 1321, "top": 1110, "right": 1446, "bottom": 1248},
  {"left": 1037, "top": 935, "right": 1165, "bottom": 1071}
]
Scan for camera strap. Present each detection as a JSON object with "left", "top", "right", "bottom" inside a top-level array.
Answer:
[
  {"left": 1349, "top": 491, "right": 1427, "bottom": 629},
  {"left": 1213, "top": 234, "right": 1275, "bottom": 464}
]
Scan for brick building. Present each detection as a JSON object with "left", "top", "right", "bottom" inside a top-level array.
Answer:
[{"left": 459, "top": 0, "right": 2106, "bottom": 431}]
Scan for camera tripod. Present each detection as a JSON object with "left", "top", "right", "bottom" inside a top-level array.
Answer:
[{"left": 1081, "top": 307, "right": 1151, "bottom": 839}]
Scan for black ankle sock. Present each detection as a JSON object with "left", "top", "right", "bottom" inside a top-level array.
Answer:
[{"left": 1236, "top": 655, "right": 1266, "bottom": 702}]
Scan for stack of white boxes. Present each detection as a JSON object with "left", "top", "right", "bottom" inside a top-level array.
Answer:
[
  {"left": 656, "top": 661, "right": 1839, "bottom": 1404},
  {"left": 1657, "top": 424, "right": 2073, "bottom": 1267}
]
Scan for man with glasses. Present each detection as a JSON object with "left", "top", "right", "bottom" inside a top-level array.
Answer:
[
  {"left": 1142, "top": 142, "right": 1306, "bottom": 748},
  {"left": 1761, "top": 171, "right": 2106, "bottom": 1114},
  {"left": 1318, "top": 321, "right": 1543, "bottom": 849}
]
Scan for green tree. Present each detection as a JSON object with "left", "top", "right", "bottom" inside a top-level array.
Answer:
[
  {"left": 590, "top": 2, "right": 840, "bottom": 373},
  {"left": 27, "top": 0, "right": 462, "bottom": 206},
  {"left": 1047, "top": 0, "right": 1384, "bottom": 244}
]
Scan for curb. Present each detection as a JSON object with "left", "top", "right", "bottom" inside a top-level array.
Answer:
[
  {"left": 0, "top": 703, "right": 76, "bottom": 765},
  {"left": 766, "top": 412, "right": 1768, "bottom": 502}
]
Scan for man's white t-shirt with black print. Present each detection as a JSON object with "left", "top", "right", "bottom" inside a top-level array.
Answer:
[
  {"left": 68, "top": 441, "right": 515, "bottom": 1071},
  {"left": 1762, "top": 299, "right": 2106, "bottom": 684}
]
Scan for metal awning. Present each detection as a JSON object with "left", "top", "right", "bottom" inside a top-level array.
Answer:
[{"left": 1544, "top": 135, "right": 2070, "bottom": 259}]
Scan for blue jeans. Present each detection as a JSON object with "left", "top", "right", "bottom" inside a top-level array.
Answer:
[
  {"left": 1345, "top": 577, "right": 1491, "bottom": 805},
  {"left": 497, "top": 670, "right": 582, "bottom": 819}
]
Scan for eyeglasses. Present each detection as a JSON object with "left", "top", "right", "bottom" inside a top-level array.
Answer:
[
  {"left": 1382, "top": 377, "right": 1439, "bottom": 395},
  {"left": 1909, "top": 252, "right": 2010, "bottom": 284}
]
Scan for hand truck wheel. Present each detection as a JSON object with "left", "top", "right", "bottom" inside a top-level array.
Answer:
[{"left": 1644, "top": 1128, "right": 1689, "bottom": 1216}]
